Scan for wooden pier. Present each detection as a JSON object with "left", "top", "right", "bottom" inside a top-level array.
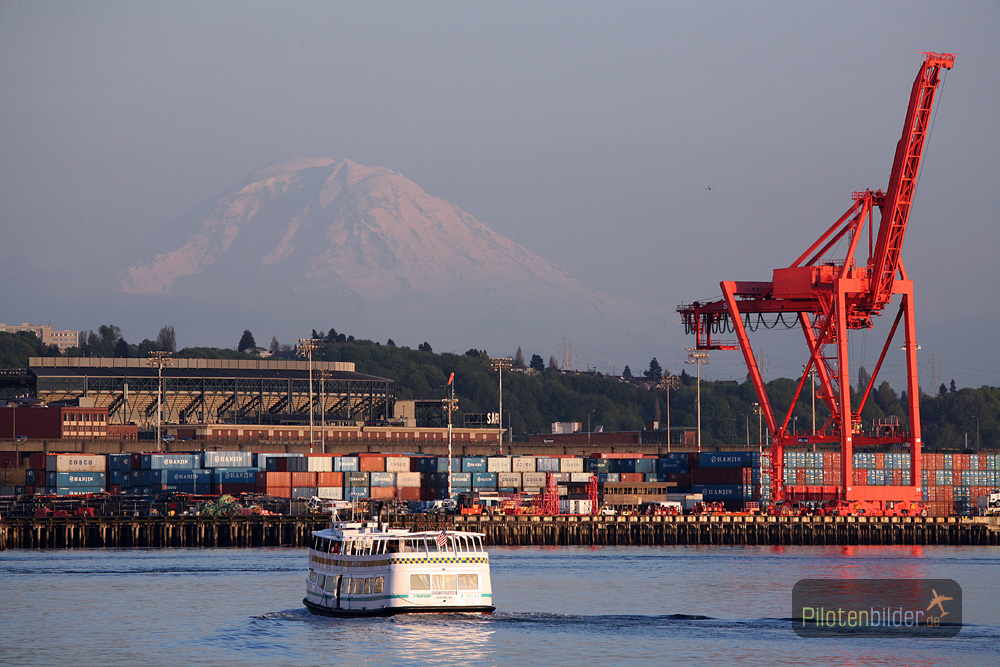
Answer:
[{"left": 2, "top": 514, "right": 999, "bottom": 550}]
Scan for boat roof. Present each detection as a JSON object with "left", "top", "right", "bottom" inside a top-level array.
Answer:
[{"left": 312, "top": 521, "right": 485, "bottom": 539}]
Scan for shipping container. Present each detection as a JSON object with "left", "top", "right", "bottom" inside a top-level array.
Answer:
[
  {"left": 395, "top": 472, "right": 422, "bottom": 488},
  {"left": 46, "top": 454, "right": 106, "bottom": 473},
  {"left": 291, "top": 471, "right": 318, "bottom": 487},
  {"left": 142, "top": 453, "right": 202, "bottom": 470},
  {"left": 473, "top": 472, "right": 498, "bottom": 488},
  {"left": 370, "top": 472, "right": 395, "bottom": 487},
  {"left": 359, "top": 456, "right": 385, "bottom": 472},
  {"left": 45, "top": 471, "right": 106, "bottom": 488},
  {"left": 335, "top": 457, "right": 360, "bottom": 472},
  {"left": 462, "top": 457, "right": 488, "bottom": 472},
  {"left": 306, "top": 455, "right": 334, "bottom": 473},
  {"left": 203, "top": 451, "right": 253, "bottom": 468},
  {"left": 436, "top": 457, "right": 462, "bottom": 473},
  {"left": 522, "top": 472, "right": 547, "bottom": 487},
  {"left": 369, "top": 486, "right": 397, "bottom": 500},
  {"left": 698, "top": 452, "right": 756, "bottom": 468},
  {"left": 345, "top": 471, "right": 370, "bottom": 486},
  {"left": 212, "top": 468, "right": 259, "bottom": 485},
  {"left": 154, "top": 469, "right": 212, "bottom": 486},
  {"left": 511, "top": 457, "right": 536, "bottom": 473},
  {"left": 385, "top": 457, "right": 412, "bottom": 473},
  {"left": 497, "top": 472, "right": 522, "bottom": 487},
  {"left": 536, "top": 457, "right": 561, "bottom": 472},
  {"left": 559, "top": 458, "right": 584, "bottom": 473},
  {"left": 316, "top": 486, "right": 344, "bottom": 500},
  {"left": 487, "top": 457, "right": 512, "bottom": 473}
]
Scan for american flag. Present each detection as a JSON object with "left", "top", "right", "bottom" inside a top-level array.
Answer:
[{"left": 436, "top": 530, "right": 448, "bottom": 549}]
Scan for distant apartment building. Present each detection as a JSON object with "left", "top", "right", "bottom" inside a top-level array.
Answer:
[{"left": 0, "top": 323, "right": 78, "bottom": 352}]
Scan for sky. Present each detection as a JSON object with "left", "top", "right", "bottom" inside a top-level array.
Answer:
[{"left": 1, "top": 1, "right": 998, "bottom": 388}]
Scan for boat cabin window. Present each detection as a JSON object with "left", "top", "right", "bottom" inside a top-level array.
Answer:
[
  {"left": 385, "top": 539, "right": 400, "bottom": 553},
  {"left": 432, "top": 574, "right": 457, "bottom": 592},
  {"left": 457, "top": 573, "right": 479, "bottom": 590},
  {"left": 373, "top": 577, "right": 384, "bottom": 594},
  {"left": 343, "top": 540, "right": 353, "bottom": 556},
  {"left": 317, "top": 574, "right": 326, "bottom": 589},
  {"left": 410, "top": 573, "right": 431, "bottom": 591},
  {"left": 309, "top": 570, "right": 317, "bottom": 582},
  {"left": 324, "top": 576, "right": 339, "bottom": 593}
]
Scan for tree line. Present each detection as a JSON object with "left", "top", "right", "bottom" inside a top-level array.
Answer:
[{"left": 0, "top": 325, "right": 995, "bottom": 449}]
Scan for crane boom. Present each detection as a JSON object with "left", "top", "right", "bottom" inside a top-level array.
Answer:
[{"left": 868, "top": 52, "right": 954, "bottom": 313}]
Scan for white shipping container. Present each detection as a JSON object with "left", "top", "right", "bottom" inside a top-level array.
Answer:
[
  {"left": 522, "top": 472, "right": 547, "bottom": 487},
  {"left": 666, "top": 493, "right": 703, "bottom": 511},
  {"left": 46, "top": 454, "right": 105, "bottom": 473},
  {"left": 498, "top": 472, "right": 522, "bottom": 487},
  {"left": 395, "top": 472, "right": 422, "bottom": 487},
  {"left": 487, "top": 457, "right": 512, "bottom": 473},
  {"left": 316, "top": 486, "right": 344, "bottom": 500},
  {"left": 559, "top": 457, "right": 584, "bottom": 473},
  {"left": 570, "top": 472, "right": 593, "bottom": 483},
  {"left": 307, "top": 456, "right": 334, "bottom": 472},
  {"left": 511, "top": 457, "right": 536, "bottom": 473},
  {"left": 385, "top": 457, "right": 412, "bottom": 473}
]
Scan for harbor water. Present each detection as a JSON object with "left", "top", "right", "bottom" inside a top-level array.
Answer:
[{"left": 1, "top": 545, "right": 998, "bottom": 666}]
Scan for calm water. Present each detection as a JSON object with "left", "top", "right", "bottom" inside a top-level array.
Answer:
[{"left": 1, "top": 544, "right": 998, "bottom": 666}]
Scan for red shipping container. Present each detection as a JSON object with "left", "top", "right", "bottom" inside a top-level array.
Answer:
[
  {"left": 291, "top": 471, "right": 317, "bottom": 487},
  {"left": 397, "top": 486, "right": 422, "bottom": 501},
  {"left": 369, "top": 486, "right": 397, "bottom": 499},
  {"left": 109, "top": 484, "right": 122, "bottom": 494},
  {"left": 953, "top": 455, "right": 965, "bottom": 472},
  {"left": 621, "top": 472, "right": 644, "bottom": 483},
  {"left": 853, "top": 470, "right": 866, "bottom": 485},
  {"left": 28, "top": 453, "right": 46, "bottom": 469},
  {"left": 796, "top": 469, "right": 807, "bottom": 485},
  {"left": 953, "top": 471, "right": 962, "bottom": 486},
  {"left": 360, "top": 456, "right": 385, "bottom": 472},
  {"left": 892, "top": 470, "right": 903, "bottom": 485},
  {"left": 317, "top": 471, "right": 343, "bottom": 487},
  {"left": 266, "top": 486, "right": 292, "bottom": 498},
  {"left": 875, "top": 453, "right": 885, "bottom": 469}
]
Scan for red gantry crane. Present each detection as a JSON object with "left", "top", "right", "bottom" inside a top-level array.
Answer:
[{"left": 677, "top": 52, "right": 954, "bottom": 515}]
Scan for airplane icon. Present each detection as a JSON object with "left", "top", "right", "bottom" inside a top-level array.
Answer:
[{"left": 926, "top": 589, "right": 953, "bottom": 617}]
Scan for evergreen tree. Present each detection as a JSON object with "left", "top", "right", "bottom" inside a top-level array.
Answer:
[
  {"left": 418, "top": 342, "right": 433, "bottom": 353},
  {"left": 623, "top": 365, "right": 633, "bottom": 379},
  {"left": 513, "top": 346, "right": 525, "bottom": 368},
  {"left": 529, "top": 354, "right": 544, "bottom": 371},
  {"left": 645, "top": 357, "right": 663, "bottom": 382},
  {"left": 238, "top": 329, "right": 256, "bottom": 352},
  {"left": 548, "top": 355, "right": 558, "bottom": 370}
]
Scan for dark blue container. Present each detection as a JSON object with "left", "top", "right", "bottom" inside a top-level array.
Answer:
[
  {"left": 212, "top": 468, "right": 258, "bottom": 485},
  {"left": 698, "top": 452, "right": 756, "bottom": 468},
  {"left": 157, "top": 469, "right": 212, "bottom": 485},
  {"left": 472, "top": 472, "right": 498, "bottom": 488},
  {"left": 584, "top": 458, "right": 611, "bottom": 473}
]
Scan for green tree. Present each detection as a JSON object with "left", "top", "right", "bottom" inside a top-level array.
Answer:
[
  {"left": 529, "top": 354, "right": 544, "bottom": 372},
  {"left": 238, "top": 329, "right": 256, "bottom": 352},
  {"left": 644, "top": 357, "right": 663, "bottom": 382}
]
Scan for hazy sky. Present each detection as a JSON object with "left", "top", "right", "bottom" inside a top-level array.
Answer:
[{"left": 2, "top": 1, "right": 998, "bottom": 387}]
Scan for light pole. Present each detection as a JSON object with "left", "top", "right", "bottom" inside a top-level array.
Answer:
[
  {"left": 317, "top": 369, "right": 332, "bottom": 454},
  {"left": 753, "top": 402, "right": 762, "bottom": 455},
  {"left": 657, "top": 374, "right": 680, "bottom": 452},
  {"left": 297, "top": 338, "right": 320, "bottom": 453},
  {"left": 490, "top": 357, "right": 511, "bottom": 455},
  {"left": 446, "top": 372, "right": 455, "bottom": 499},
  {"left": 147, "top": 351, "right": 173, "bottom": 452},
  {"left": 587, "top": 410, "right": 594, "bottom": 445},
  {"left": 686, "top": 348, "right": 708, "bottom": 453}
]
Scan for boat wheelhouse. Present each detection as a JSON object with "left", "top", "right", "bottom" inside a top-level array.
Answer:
[{"left": 303, "top": 520, "right": 494, "bottom": 617}]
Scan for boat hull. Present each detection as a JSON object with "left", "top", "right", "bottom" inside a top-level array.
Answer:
[{"left": 303, "top": 597, "right": 495, "bottom": 617}]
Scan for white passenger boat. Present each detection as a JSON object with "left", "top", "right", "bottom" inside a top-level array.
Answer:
[{"left": 303, "top": 519, "right": 495, "bottom": 617}]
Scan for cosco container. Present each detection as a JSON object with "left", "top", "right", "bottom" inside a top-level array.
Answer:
[
  {"left": 385, "top": 457, "right": 412, "bottom": 473},
  {"left": 522, "top": 472, "right": 546, "bottom": 487},
  {"left": 316, "top": 486, "right": 344, "bottom": 500},
  {"left": 395, "top": 472, "right": 422, "bottom": 488},
  {"left": 203, "top": 451, "right": 253, "bottom": 468},
  {"left": 498, "top": 472, "right": 522, "bottom": 487},
  {"left": 46, "top": 454, "right": 106, "bottom": 473},
  {"left": 487, "top": 457, "right": 512, "bottom": 473},
  {"left": 511, "top": 457, "right": 536, "bottom": 472},
  {"left": 559, "top": 457, "right": 584, "bottom": 473}
]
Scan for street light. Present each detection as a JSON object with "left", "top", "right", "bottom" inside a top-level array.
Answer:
[
  {"left": 297, "top": 338, "right": 320, "bottom": 453},
  {"left": 657, "top": 374, "right": 680, "bottom": 452},
  {"left": 587, "top": 410, "right": 595, "bottom": 445},
  {"left": 446, "top": 372, "right": 456, "bottom": 499},
  {"left": 490, "top": 357, "right": 511, "bottom": 455},
  {"left": 147, "top": 351, "right": 173, "bottom": 452},
  {"left": 752, "top": 402, "right": 763, "bottom": 455},
  {"left": 317, "top": 369, "right": 333, "bottom": 454},
  {"left": 685, "top": 348, "right": 708, "bottom": 453}
]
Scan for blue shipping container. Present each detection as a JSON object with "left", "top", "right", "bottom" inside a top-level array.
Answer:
[
  {"left": 335, "top": 457, "right": 360, "bottom": 472},
  {"left": 212, "top": 468, "right": 258, "bottom": 484},
  {"left": 46, "top": 471, "right": 107, "bottom": 488},
  {"left": 462, "top": 457, "right": 488, "bottom": 472},
  {"left": 473, "top": 472, "right": 498, "bottom": 488},
  {"left": 699, "top": 452, "right": 756, "bottom": 468},
  {"left": 156, "top": 469, "right": 212, "bottom": 485},
  {"left": 370, "top": 472, "right": 395, "bottom": 487}
]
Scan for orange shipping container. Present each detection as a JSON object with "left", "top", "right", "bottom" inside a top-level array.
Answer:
[
  {"left": 265, "top": 471, "right": 292, "bottom": 487},
  {"left": 317, "top": 471, "right": 344, "bottom": 487},
  {"left": 621, "top": 472, "right": 644, "bottom": 483},
  {"left": 360, "top": 456, "right": 386, "bottom": 472},
  {"left": 397, "top": 486, "right": 422, "bottom": 501},
  {"left": 291, "top": 471, "right": 317, "bottom": 487},
  {"left": 265, "top": 486, "right": 292, "bottom": 498},
  {"left": 369, "top": 485, "right": 396, "bottom": 499}
]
